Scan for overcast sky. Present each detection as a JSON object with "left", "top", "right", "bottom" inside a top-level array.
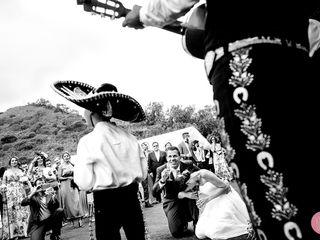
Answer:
[{"left": 0, "top": 0, "right": 213, "bottom": 114}]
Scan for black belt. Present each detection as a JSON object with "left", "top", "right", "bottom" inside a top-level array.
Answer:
[{"left": 204, "top": 36, "right": 308, "bottom": 76}]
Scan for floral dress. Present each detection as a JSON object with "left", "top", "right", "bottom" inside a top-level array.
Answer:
[
  {"left": 1, "top": 168, "right": 29, "bottom": 239},
  {"left": 213, "top": 148, "right": 233, "bottom": 182}
]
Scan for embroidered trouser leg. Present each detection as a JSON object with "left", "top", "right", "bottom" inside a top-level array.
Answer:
[{"left": 208, "top": 44, "right": 319, "bottom": 240}]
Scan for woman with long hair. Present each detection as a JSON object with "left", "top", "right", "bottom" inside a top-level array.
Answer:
[
  {"left": 58, "top": 151, "right": 84, "bottom": 227},
  {"left": 1, "top": 156, "right": 30, "bottom": 240}
]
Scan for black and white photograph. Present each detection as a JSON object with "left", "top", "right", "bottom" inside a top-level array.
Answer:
[{"left": 1, "top": 1, "right": 320, "bottom": 240}]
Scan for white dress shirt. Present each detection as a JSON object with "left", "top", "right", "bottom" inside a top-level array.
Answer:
[
  {"left": 139, "top": 0, "right": 199, "bottom": 27},
  {"left": 154, "top": 150, "right": 160, "bottom": 161},
  {"left": 74, "top": 121, "right": 148, "bottom": 191}
]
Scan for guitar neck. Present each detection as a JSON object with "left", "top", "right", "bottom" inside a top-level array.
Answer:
[{"left": 163, "top": 22, "right": 186, "bottom": 35}]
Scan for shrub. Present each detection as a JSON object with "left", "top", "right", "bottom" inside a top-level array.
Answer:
[
  {"left": 63, "top": 121, "right": 87, "bottom": 132},
  {"left": 10, "top": 123, "right": 21, "bottom": 131},
  {"left": 2, "top": 143, "right": 13, "bottom": 151},
  {"left": 14, "top": 141, "right": 34, "bottom": 151},
  {"left": 21, "top": 132, "right": 36, "bottom": 139},
  {"left": 1, "top": 135, "right": 18, "bottom": 144}
]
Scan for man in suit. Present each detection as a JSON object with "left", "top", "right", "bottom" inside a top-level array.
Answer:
[
  {"left": 140, "top": 142, "right": 153, "bottom": 207},
  {"left": 148, "top": 141, "right": 167, "bottom": 203},
  {"left": 152, "top": 146, "right": 199, "bottom": 238},
  {"left": 178, "top": 132, "right": 196, "bottom": 164},
  {"left": 21, "top": 178, "right": 64, "bottom": 240}
]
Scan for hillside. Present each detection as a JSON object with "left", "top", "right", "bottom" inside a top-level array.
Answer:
[
  {"left": 0, "top": 100, "right": 221, "bottom": 168},
  {"left": 0, "top": 103, "right": 174, "bottom": 168},
  {"left": 0, "top": 104, "right": 92, "bottom": 167}
]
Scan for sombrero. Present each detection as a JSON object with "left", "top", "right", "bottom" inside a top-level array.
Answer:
[{"left": 51, "top": 80, "right": 146, "bottom": 123}]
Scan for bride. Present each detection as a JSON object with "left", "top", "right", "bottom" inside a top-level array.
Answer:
[{"left": 180, "top": 169, "right": 254, "bottom": 240}]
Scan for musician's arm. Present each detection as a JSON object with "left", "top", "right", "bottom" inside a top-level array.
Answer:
[
  {"left": 123, "top": 0, "right": 199, "bottom": 28},
  {"left": 140, "top": 0, "right": 199, "bottom": 27}
]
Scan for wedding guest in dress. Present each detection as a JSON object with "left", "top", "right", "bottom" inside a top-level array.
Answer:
[
  {"left": 52, "top": 157, "right": 61, "bottom": 175},
  {"left": 1, "top": 156, "right": 30, "bottom": 240},
  {"left": 164, "top": 142, "right": 172, "bottom": 151},
  {"left": 27, "top": 153, "right": 47, "bottom": 185},
  {"left": 58, "top": 151, "right": 83, "bottom": 227},
  {"left": 43, "top": 159, "right": 58, "bottom": 184},
  {"left": 190, "top": 140, "right": 207, "bottom": 169}
]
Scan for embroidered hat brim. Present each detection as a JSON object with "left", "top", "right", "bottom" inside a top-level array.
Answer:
[{"left": 51, "top": 80, "right": 146, "bottom": 123}]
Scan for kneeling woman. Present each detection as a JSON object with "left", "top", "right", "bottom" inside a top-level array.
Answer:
[{"left": 184, "top": 169, "right": 254, "bottom": 240}]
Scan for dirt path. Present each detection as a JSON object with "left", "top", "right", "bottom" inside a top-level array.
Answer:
[{"left": 44, "top": 203, "right": 198, "bottom": 240}]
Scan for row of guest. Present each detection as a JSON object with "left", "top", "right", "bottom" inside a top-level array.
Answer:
[
  {"left": 145, "top": 143, "right": 243, "bottom": 239},
  {"left": 140, "top": 131, "right": 231, "bottom": 209},
  {"left": 0, "top": 151, "right": 89, "bottom": 240}
]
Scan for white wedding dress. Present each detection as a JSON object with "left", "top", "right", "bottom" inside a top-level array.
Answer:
[{"left": 195, "top": 182, "right": 251, "bottom": 239}]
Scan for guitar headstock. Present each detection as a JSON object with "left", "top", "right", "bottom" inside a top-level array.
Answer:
[{"left": 77, "top": 0, "right": 129, "bottom": 19}]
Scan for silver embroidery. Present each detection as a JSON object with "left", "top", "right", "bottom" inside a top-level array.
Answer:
[
  {"left": 228, "top": 47, "right": 298, "bottom": 226},
  {"left": 234, "top": 104, "right": 271, "bottom": 151},
  {"left": 229, "top": 47, "right": 254, "bottom": 88},
  {"left": 260, "top": 170, "right": 298, "bottom": 221}
]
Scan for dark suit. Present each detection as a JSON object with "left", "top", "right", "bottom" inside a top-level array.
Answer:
[
  {"left": 21, "top": 193, "right": 64, "bottom": 240},
  {"left": 152, "top": 162, "right": 199, "bottom": 238},
  {"left": 148, "top": 150, "right": 167, "bottom": 180},
  {"left": 148, "top": 150, "right": 167, "bottom": 202}
]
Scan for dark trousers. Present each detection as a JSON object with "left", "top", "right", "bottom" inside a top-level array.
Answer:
[
  {"left": 30, "top": 208, "right": 64, "bottom": 240},
  {"left": 209, "top": 43, "right": 320, "bottom": 240},
  {"left": 141, "top": 174, "right": 150, "bottom": 203},
  {"left": 163, "top": 198, "right": 198, "bottom": 238},
  {"left": 151, "top": 174, "right": 162, "bottom": 202},
  {"left": 93, "top": 183, "right": 145, "bottom": 240}
]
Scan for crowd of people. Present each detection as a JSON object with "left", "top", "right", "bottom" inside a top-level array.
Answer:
[
  {"left": 0, "top": 126, "right": 252, "bottom": 240},
  {"left": 0, "top": 151, "right": 93, "bottom": 240},
  {"left": 139, "top": 131, "right": 251, "bottom": 239}
]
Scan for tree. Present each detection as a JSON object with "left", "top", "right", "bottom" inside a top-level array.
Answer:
[
  {"left": 144, "top": 102, "right": 165, "bottom": 126},
  {"left": 193, "top": 105, "right": 220, "bottom": 137},
  {"left": 165, "top": 104, "right": 196, "bottom": 129}
]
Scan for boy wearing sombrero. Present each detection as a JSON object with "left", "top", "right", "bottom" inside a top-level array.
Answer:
[{"left": 52, "top": 80, "right": 148, "bottom": 240}]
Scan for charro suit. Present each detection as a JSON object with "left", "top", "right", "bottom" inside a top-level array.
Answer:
[{"left": 152, "top": 162, "right": 199, "bottom": 237}]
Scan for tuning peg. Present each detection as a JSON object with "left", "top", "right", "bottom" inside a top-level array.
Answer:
[
  {"left": 111, "top": 12, "right": 116, "bottom": 20},
  {"left": 100, "top": 13, "right": 106, "bottom": 18},
  {"left": 91, "top": 12, "right": 96, "bottom": 16}
]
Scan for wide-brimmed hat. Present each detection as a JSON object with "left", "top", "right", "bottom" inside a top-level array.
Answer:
[{"left": 51, "top": 80, "right": 145, "bottom": 122}]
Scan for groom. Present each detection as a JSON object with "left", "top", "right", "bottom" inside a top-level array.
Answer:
[{"left": 153, "top": 146, "right": 199, "bottom": 238}]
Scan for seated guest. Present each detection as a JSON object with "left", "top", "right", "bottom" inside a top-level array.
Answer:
[
  {"left": 21, "top": 178, "right": 64, "bottom": 240},
  {"left": 152, "top": 146, "right": 199, "bottom": 238}
]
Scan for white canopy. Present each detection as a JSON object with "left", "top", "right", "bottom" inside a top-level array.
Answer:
[{"left": 138, "top": 126, "right": 211, "bottom": 151}]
